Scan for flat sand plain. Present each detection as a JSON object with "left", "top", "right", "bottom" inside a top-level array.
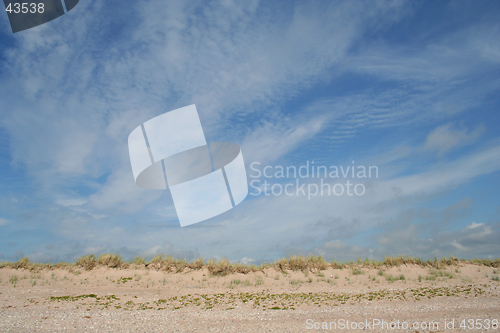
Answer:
[{"left": 0, "top": 263, "right": 499, "bottom": 332}]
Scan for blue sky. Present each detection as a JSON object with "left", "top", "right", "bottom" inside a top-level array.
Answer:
[{"left": 0, "top": 0, "right": 499, "bottom": 264}]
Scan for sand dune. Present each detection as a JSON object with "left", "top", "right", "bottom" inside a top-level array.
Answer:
[{"left": 1, "top": 262, "right": 499, "bottom": 332}]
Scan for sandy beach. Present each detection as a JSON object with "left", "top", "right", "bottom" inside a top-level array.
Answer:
[{"left": 1, "top": 261, "right": 499, "bottom": 332}]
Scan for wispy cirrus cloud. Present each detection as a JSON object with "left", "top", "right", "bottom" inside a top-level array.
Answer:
[
  {"left": 0, "top": 0, "right": 499, "bottom": 263},
  {"left": 421, "top": 122, "right": 485, "bottom": 156},
  {"left": 0, "top": 218, "right": 10, "bottom": 226}
]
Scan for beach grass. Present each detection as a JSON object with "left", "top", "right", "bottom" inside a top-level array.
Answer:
[{"left": 0, "top": 255, "right": 499, "bottom": 273}]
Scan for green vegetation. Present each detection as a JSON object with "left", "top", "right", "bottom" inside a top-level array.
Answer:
[
  {"left": 470, "top": 259, "right": 500, "bottom": 267},
  {"left": 97, "top": 253, "right": 122, "bottom": 268},
  {"left": 422, "top": 269, "right": 455, "bottom": 281},
  {"left": 45, "top": 284, "right": 490, "bottom": 311},
  {"left": 207, "top": 258, "right": 264, "bottom": 276},
  {"left": 112, "top": 277, "right": 132, "bottom": 284},
  {"left": 274, "top": 255, "right": 327, "bottom": 273},
  {"left": 133, "top": 256, "right": 145, "bottom": 265},
  {"left": 0, "top": 254, "right": 498, "bottom": 274},
  {"left": 9, "top": 275, "right": 18, "bottom": 286},
  {"left": 76, "top": 255, "right": 96, "bottom": 270},
  {"left": 255, "top": 276, "right": 264, "bottom": 286},
  {"left": 384, "top": 274, "right": 406, "bottom": 283},
  {"left": 13, "top": 257, "right": 30, "bottom": 269},
  {"left": 289, "top": 278, "right": 303, "bottom": 285},
  {"left": 228, "top": 279, "right": 252, "bottom": 288}
]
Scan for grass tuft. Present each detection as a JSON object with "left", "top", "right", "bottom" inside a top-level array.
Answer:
[
  {"left": 133, "top": 257, "right": 145, "bottom": 265},
  {"left": 97, "top": 253, "right": 122, "bottom": 268},
  {"left": 76, "top": 255, "right": 96, "bottom": 270},
  {"left": 274, "top": 255, "right": 327, "bottom": 272},
  {"left": 14, "top": 257, "right": 31, "bottom": 269},
  {"left": 1, "top": 254, "right": 500, "bottom": 273}
]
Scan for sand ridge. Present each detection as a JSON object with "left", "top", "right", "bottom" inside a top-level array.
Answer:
[{"left": 0, "top": 263, "right": 499, "bottom": 332}]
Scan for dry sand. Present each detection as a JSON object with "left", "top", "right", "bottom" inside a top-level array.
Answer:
[{"left": 0, "top": 263, "right": 499, "bottom": 332}]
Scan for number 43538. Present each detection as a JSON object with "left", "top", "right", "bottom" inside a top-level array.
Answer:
[
  {"left": 6, "top": 3, "right": 45, "bottom": 14},
  {"left": 460, "top": 319, "right": 498, "bottom": 329}
]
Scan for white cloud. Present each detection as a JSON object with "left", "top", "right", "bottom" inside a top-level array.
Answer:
[
  {"left": 136, "top": 243, "right": 200, "bottom": 261},
  {"left": 0, "top": 218, "right": 9, "bottom": 226},
  {"left": 28, "top": 252, "right": 55, "bottom": 263},
  {"left": 391, "top": 141, "right": 491, "bottom": 198},
  {"left": 422, "top": 122, "right": 485, "bottom": 156},
  {"left": 199, "top": 142, "right": 500, "bottom": 260},
  {"left": 345, "top": 19, "right": 500, "bottom": 83},
  {"left": 374, "top": 221, "right": 499, "bottom": 259},
  {"left": 320, "top": 240, "right": 346, "bottom": 251},
  {"left": 83, "top": 246, "right": 106, "bottom": 255},
  {"left": 466, "top": 221, "right": 485, "bottom": 230},
  {"left": 140, "top": 245, "right": 163, "bottom": 259},
  {"left": 87, "top": 166, "right": 165, "bottom": 214},
  {"left": 0, "top": 0, "right": 413, "bottom": 216},
  {"left": 55, "top": 198, "right": 88, "bottom": 207},
  {"left": 240, "top": 257, "right": 256, "bottom": 265},
  {"left": 0, "top": 1, "right": 499, "bottom": 262},
  {"left": 241, "top": 117, "right": 324, "bottom": 165},
  {"left": 312, "top": 217, "right": 499, "bottom": 261},
  {"left": 1, "top": 0, "right": 495, "bottom": 216}
]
